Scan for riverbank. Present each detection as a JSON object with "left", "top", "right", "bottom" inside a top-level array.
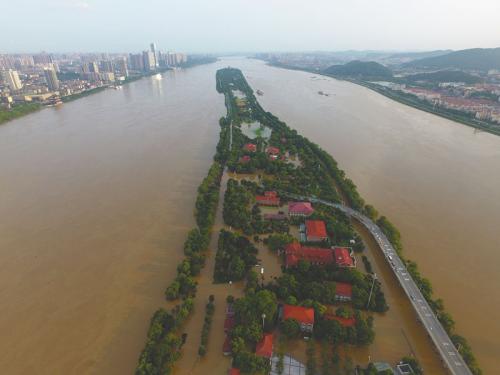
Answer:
[
  {"left": 264, "top": 60, "right": 500, "bottom": 137},
  {"left": 0, "top": 103, "right": 42, "bottom": 125},
  {"left": 1, "top": 59, "right": 219, "bottom": 126}
]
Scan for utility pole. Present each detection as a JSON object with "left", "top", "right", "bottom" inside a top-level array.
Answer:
[{"left": 366, "top": 273, "right": 377, "bottom": 309}]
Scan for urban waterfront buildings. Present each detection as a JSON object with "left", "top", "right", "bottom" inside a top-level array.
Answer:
[
  {"left": 1, "top": 43, "right": 203, "bottom": 108},
  {"left": 2, "top": 69, "right": 23, "bottom": 91}
]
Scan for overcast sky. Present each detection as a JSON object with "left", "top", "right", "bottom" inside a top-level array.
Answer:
[{"left": 1, "top": 0, "right": 499, "bottom": 53}]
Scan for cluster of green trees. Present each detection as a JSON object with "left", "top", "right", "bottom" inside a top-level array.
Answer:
[
  {"left": 375, "top": 214, "right": 482, "bottom": 374},
  {"left": 0, "top": 103, "right": 41, "bottom": 125},
  {"left": 198, "top": 295, "right": 215, "bottom": 357},
  {"left": 223, "top": 179, "right": 253, "bottom": 231},
  {"left": 229, "top": 290, "right": 278, "bottom": 373},
  {"left": 135, "top": 298, "right": 194, "bottom": 375},
  {"left": 165, "top": 162, "right": 223, "bottom": 300},
  {"left": 314, "top": 310, "right": 375, "bottom": 346},
  {"left": 268, "top": 262, "right": 388, "bottom": 313},
  {"left": 213, "top": 229, "right": 258, "bottom": 283}
]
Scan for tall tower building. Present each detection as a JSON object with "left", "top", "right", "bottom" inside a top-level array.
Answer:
[
  {"left": 2, "top": 69, "right": 23, "bottom": 90},
  {"left": 142, "top": 51, "right": 155, "bottom": 72},
  {"left": 150, "top": 42, "right": 158, "bottom": 67},
  {"left": 44, "top": 67, "right": 60, "bottom": 91}
]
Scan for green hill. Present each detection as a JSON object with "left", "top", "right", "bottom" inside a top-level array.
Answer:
[
  {"left": 324, "top": 60, "right": 393, "bottom": 80},
  {"left": 403, "top": 70, "right": 482, "bottom": 84},
  {"left": 406, "top": 48, "right": 500, "bottom": 71}
]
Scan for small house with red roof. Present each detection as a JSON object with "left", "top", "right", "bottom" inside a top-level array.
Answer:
[
  {"left": 288, "top": 202, "right": 314, "bottom": 217},
  {"left": 282, "top": 304, "right": 315, "bottom": 332},
  {"left": 256, "top": 191, "right": 280, "bottom": 206},
  {"left": 333, "top": 247, "right": 356, "bottom": 268},
  {"left": 228, "top": 369, "right": 240, "bottom": 375},
  {"left": 335, "top": 282, "right": 353, "bottom": 301},
  {"left": 244, "top": 143, "right": 257, "bottom": 152},
  {"left": 266, "top": 146, "right": 280, "bottom": 160},
  {"left": 255, "top": 333, "right": 273, "bottom": 359},
  {"left": 305, "top": 220, "right": 328, "bottom": 242},
  {"left": 239, "top": 155, "right": 251, "bottom": 163},
  {"left": 284, "top": 242, "right": 335, "bottom": 268}
]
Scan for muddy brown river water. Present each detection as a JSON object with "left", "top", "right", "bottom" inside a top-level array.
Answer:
[{"left": 0, "top": 58, "right": 499, "bottom": 374}]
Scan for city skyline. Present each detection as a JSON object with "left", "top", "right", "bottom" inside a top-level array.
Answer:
[{"left": 1, "top": 0, "right": 499, "bottom": 53}]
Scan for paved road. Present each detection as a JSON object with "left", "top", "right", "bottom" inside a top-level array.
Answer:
[{"left": 282, "top": 193, "right": 473, "bottom": 375}]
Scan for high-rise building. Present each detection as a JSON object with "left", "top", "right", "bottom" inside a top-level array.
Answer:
[
  {"left": 150, "top": 43, "right": 159, "bottom": 67},
  {"left": 129, "top": 53, "right": 144, "bottom": 72},
  {"left": 142, "top": 51, "right": 155, "bottom": 72},
  {"left": 44, "top": 67, "right": 60, "bottom": 91},
  {"left": 114, "top": 57, "right": 129, "bottom": 77},
  {"left": 99, "top": 60, "right": 114, "bottom": 73},
  {"left": 2, "top": 69, "right": 23, "bottom": 90},
  {"left": 88, "top": 61, "right": 99, "bottom": 73}
]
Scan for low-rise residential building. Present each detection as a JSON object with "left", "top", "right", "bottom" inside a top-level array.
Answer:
[
  {"left": 256, "top": 191, "right": 280, "bottom": 206},
  {"left": 333, "top": 247, "right": 356, "bottom": 268},
  {"left": 288, "top": 201, "right": 314, "bottom": 217},
  {"left": 335, "top": 282, "right": 353, "bottom": 301},
  {"left": 282, "top": 304, "right": 315, "bottom": 332},
  {"left": 243, "top": 143, "right": 257, "bottom": 152},
  {"left": 305, "top": 220, "right": 328, "bottom": 242},
  {"left": 284, "top": 242, "right": 334, "bottom": 268}
]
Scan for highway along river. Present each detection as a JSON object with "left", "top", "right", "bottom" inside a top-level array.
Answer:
[{"left": 1, "top": 57, "right": 499, "bottom": 374}]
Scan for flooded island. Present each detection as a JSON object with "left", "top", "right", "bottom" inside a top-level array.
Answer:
[{"left": 134, "top": 68, "right": 480, "bottom": 375}]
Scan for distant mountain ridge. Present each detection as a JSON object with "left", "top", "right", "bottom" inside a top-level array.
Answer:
[
  {"left": 403, "top": 70, "right": 482, "bottom": 84},
  {"left": 406, "top": 48, "right": 500, "bottom": 71},
  {"left": 323, "top": 60, "right": 393, "bottom": 80}
]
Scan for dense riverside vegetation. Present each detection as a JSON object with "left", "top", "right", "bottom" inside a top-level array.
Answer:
[
  {"left": 198, "top": 295, "right": 215, "bottom": 356},
  {"left": 0, "top": 103, "right": 41, "bottom": 125},
  {"left": 136, "top": 299, "right": 194, "bottom": 375},
  {"left": 217, "top": 67, "right": 481, "bottom": 374},
  {"left": 164, "top": 162, "right": 223, "bottom": 300}
]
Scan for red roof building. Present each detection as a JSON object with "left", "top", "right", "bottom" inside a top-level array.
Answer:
[
  {"left": 266, "top": 146, "right": 280, "bottom": 155},
  {"left": 284, "top": 242, "right": 334, "bottom": 268},
  {"left": 244, "top": 143, "right": 257, "bottom": 152},
  {"left": 333, "top": 247, "right": 356, "bottom": 268},
  {"left": 288, "top": 202, "right": 314, "bottom": 217},
  {"left": 228, "top": 369, "right": 241, "bottom": 375},
  {"left": 282, "top": 304, "right": 315, "bottom": 332},
  {"left": 256, "top": 191, "right": 280, "bottom": 206},
  {"left": 255, "top": 333, "right": 273, "bottom": 358},
  {"left": 305, "top": 220, "right": 328, "bottom": 242},
  {"left": 335, "top": 282, "right": 353, "bottom": 301}
]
